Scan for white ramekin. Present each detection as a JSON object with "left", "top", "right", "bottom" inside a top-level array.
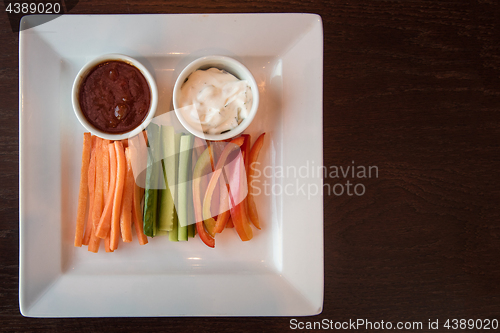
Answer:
[
  {"left": 172, "top": 55, "right": 259, "bottom": 141},
  {"left": 72, "top": 53, "right": 158, "bottom": 141}
]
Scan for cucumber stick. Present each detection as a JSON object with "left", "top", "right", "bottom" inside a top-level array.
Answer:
[
  {"left": 168, "top": 132, "right": 182, "bottom": 241},
  {"left": 187, "top": 146, "right": 196, "bottom": 239},
  {"left": 159, "top": 126, "right": 176, "bottom": 232},
  {"left": 177, "top": 135, "right": 193, "bottom": 241},
  {"left": 187, "top": 144, "right": 196, "bottom": 238},
  {"left": 143, "top": 123, "right": 161, "bottom": 237}
]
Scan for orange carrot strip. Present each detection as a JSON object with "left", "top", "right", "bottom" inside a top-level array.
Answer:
[
  {"left": 129, "top": 135, "right": 148, "bottom": 245},
  {"left": 82, "top": 136, "right": 97, "bottom": 245},
  {"left": 110, "top": 141, "right": 126, "bottom": 250},
  {"left": 119, "top": 148, "right": 134, "bottom": 242},
  {"left": 88, "top": 223, "right": 101, "bottom": 253},
  {"left": 92, "top": 138, "right": 105, "bottom": 231},
  {"left": 96, "top": 144, "right": 117, "bottom": 239},
  {"left": 104, "top": 234, "right": 113, "bottom": 252},
  {"left": 102, "top": 139, "right": 110, "bottom": 203},
  {"left": 121, "top": 138, "right": 129, "bottom": 148},
  {"left": 74, "top": 132, "right": 92, "bottom": 247},
  {"left": 132, "top": 184, "right": 148, "bottom": 245}
]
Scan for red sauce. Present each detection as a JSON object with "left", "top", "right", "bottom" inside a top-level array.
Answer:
[{"left": 79, "top": 61, "right": 151, "bottom": 134}]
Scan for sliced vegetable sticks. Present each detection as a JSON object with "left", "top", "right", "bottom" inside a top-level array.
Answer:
[
  {"left": 120, "top": 148, "right": 134, "bottom": 242},
  {"left": 110, "top": 141, "right": 126, "bottom": 250},
  {"left": 88, "top": 224, "right": 101, "bottom": 253},
  {"left": 177, "top": 135, "right": 193, "bottom": 241},
  {"left": 143, "top": 123, "right": 161, "bottom": 237},
  {"left": 159, "top": 126, "right": 176, "bottom": 232},
  {"left": 92, "top": 138, "right": 105, "bottom": 231},
  {"left": 105, "top": 234, "right": 113, "bottom": 252},
  {"left": 102, "top": 139, "right": 111, "bottom": 203},
  {"left": 82, "top": 136, "right": 97, "bottom": 246},
  {"left": 95, "top": 143, "right": 117, "bottom": 239},
  {"left": 228, "top": 153, "right": 253, "bottom": 241},
  {"left": 247, "top": 133, "right": 265, "bottom": 229},
  {"left": 193, "top": 148, "right": 215, "bottom": 248},
  {"left": 214, "top": 179, "right": 230, "bottom": 233},
  {"left": 168, "top": 132, "right": 182, "bottom": 242},
  {"left": 75, "top": 129, "right": 264, "bottom": 252},
  {"left": 74, "top": 132, "right": 92, "bottom": 247},
  {"left": 202, "top": 139, "right": 245, "bottom": 237},
  {"left": 132, "top": 184, "right": 148, "bottom": 245}
]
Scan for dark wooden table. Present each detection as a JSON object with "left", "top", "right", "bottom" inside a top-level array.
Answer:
[{"left": 2, "top": 1, "right": 500, "bottom": 331}]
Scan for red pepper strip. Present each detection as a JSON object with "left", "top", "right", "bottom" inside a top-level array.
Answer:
[
  {"left": 192, "top": 148, "right": 215, "bottom": 248},
  {"left": 207, "top": 141, "right": 221, "bottom": 222},
  {"left": 226, "top": 216, "right": 234, "bottom": 228},
  {"left": 240, "top": 134, "right": 251, "bottom": 173},
  {"left": 210, "top": 140, "right": 235, "bottom": 232},
  {"left": 203, "top": 137, "right": 245, "bottom": 236},
  {"left": 228, "top": 152, "right": 253, "bottom": 241},
  {"left": 247, "top": 133, "right": 265, "bottom": 229}
]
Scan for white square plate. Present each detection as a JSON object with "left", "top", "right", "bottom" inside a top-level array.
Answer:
[{"left": 19, "top": 13, "right": 323, "bottom": 317}]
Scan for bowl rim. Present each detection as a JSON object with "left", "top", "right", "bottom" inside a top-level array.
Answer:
[
  {"left": 71, "top": 53, "right": 158, "bottom": 141},
  {"left": 172, "top": 55, "right": 260, "bottom": 141}
]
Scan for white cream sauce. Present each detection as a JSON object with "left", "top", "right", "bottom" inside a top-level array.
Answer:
[{"left": 178, "top": 68, "right": 253, "bottom": 135}]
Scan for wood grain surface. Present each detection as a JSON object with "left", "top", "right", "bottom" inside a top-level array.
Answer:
[{"left": 1, "top": 0, "right": 500, "bottom": 331}]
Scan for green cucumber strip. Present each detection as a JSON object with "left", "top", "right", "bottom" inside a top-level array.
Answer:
[
  {"left": 156, "top": 229, "right": 168, "bottom": 236},
  {"left": 187, "top": 221, "right": 195, "bottom": 238},
  {"left": 159, "top": 126, "right": 176, "bottom": 231},
  {"left": 143, "top": 123, "right": 161, "bottom": 237},
  {"left": 187, "top": 147, "right": 196, "bottom": 239},
  {"left": 177, "top": 135, "right": 193, "bottom": 241},
  {"left": 168, "top": 132, "right": 182, "bottom": 241}
]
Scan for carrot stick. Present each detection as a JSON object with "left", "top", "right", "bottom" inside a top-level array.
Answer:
[
  {"left": 96, "top": 144, "right": 117, "bottom": 238},
  {"left": 129, "top": 135, "right": 148, "bottom": 245},
  {"left": 88, "top": 223, "right": 101, "bottom": 253},
  {"left": 119, "top": 148, "right": 134, "bottom": 242},
  {"left": 132, "top": 184, "right": 148, "bottom": 245},
  {"left": 102, "top": 139, "right": 110, "bottom": 203},
  {"left": 104, "top": 234, "right": 113, "bottom": 252},
  {"left": 92, "top": 138, "right": 105, "bottom": 230},
  {"left": 110, "top": 141, "right": 126, "bottom": 250},
  {"left": 74, "top": 132, "right": 92, "bottom": 247},
  {"left": 83, "top": 136, "right": 97, "bottom": 245}
]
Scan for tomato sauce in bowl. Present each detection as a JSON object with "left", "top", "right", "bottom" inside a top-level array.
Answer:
[
  {"left": 72, "top": 54, "right": 158, "bottom": 140},
  {"left": 79, "top": 61, "right": 151, "bottom": 134}
]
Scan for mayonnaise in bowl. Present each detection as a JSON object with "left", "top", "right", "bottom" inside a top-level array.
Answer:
[
  {"left": 178, "top": 68, "right": 253, "bottom": 135},
  {"left": 173, "top": 56, "right": 260, "bottom": 141}
]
